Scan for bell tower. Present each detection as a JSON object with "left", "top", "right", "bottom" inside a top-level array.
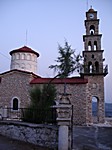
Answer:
[{"left": 81, "top": 7, "right": 108, "bottom": 124}]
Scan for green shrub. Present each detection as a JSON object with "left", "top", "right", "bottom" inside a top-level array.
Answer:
[{"left": 22, "top": 84, "right": 57, "bottom": 124}]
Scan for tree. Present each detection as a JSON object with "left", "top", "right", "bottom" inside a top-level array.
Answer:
[
  {"left": 22, "top": 84, "right": 57, "bottom": 123},
  {"left": 49, "top": 41, "right": 82, "bottom": 78}
]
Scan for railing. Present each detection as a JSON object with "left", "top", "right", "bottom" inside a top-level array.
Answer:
[
  {"left": 1, "top": 107, "right": 57, "bottom": 124},
  {"left": 80, "top": 65, "right": 108, "bottom": 75}
]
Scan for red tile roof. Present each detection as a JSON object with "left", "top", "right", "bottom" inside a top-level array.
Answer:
[
  {"left": 0, "top": 69, "right": 41, "bottom": 78},
  {"left": 10, "top": 46, "right": 39, "bottom": 57},
  {"left": 30, "top": 77, "right": 88, "bottom": 84}
]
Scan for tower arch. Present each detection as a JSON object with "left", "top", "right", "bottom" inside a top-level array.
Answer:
[
  {"left": 94, "top": 41, "right": 97, "bottom": 50},
  {"left": 88, "top": 41, "right": 92, "bottom": 51},
  {"left": 92, "top": 96, "right": 99, "bottom": 123},
  {"left": 90, "top": 25, "right": 95, "bottom": 35}
]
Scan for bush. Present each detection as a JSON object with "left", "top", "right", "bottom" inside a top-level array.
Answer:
[{"left": 22, "top": 84, "right": 57, "bottom": 124}]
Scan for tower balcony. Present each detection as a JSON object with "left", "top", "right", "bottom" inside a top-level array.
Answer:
[{"left": 80, "top": 65, "right": 108, "bottom": 76}]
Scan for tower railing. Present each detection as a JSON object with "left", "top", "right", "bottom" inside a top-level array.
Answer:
[{"left": 80, "top": 65, "right": 108, "bottom": 75}]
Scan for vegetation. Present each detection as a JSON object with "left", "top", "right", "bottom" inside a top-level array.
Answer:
[
  {"left": 22, "top": 84, "right": 57, "bottom": 124},
  {"left": 49, "top": 41, "right": 82, "bottom": 78}
]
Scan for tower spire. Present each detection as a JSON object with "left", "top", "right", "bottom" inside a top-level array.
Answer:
[
  {"left": 25, "top": 30, "right": 28, "bottom": 46},
  {"left": 86, "top": 0, "right": 89, "bottom": 10}
]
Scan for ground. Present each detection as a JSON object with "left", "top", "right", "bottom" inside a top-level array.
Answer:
[{"left": 0, "top": 134, "right": 52, "bottom": 150}]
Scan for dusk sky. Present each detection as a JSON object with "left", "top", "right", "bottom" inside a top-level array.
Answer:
[{"left": 0, "top": 0, "right": 112, "bottom": 103}]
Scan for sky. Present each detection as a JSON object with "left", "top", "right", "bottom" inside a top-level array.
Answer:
[{"left": 0, "top": 0, "right": 112, "bottom": 103}]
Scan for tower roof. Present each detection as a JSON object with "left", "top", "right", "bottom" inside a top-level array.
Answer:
[
  {"left": 10, "top": 46, "right": 39, "bottom": 57},
  {"left": 88, "top": 6, "right": 95, "bottom": 13}
]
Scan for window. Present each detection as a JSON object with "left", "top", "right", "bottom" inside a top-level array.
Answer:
[
  {"left": 11, "top": 97, "right": 20, "bottom": 111},
  {"left": 88, "top": 61, "right": 93, "bottom": 73},
  {"left": 21, "top": 54, "right": 25, "bottom": 60},
  {"left": 27, "top": 54, "right": 31, "bottom": 60},
  {"left": 16, "top": 53, "right": 20, "bottom": 59},
  {"left": 90, "top": 25, "right": 95, "bottom": 35},
  {"left": 88, "top": 41, "right": 92, "bottom": 51},
  {"left": 95, "top": 61, "right": 99, "bottom": 72},
  {"left": 94, "top": 41, "right": 97, "bottom": 50},
  {"left": 13, "top": 98, "right": 18, "bottom": 110},
  {"left": 92, "top": 54, "right": 94, "bottom": 58}
]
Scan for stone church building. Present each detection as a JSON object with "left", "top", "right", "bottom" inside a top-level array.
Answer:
[{"left": 0, "top": 8, "right": 108, "bottom": 125}]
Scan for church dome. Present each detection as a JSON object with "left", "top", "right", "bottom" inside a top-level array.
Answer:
[
  {"left": 10, "top": 46, "right": 39, "bottom": 74},
  {"left": 88, "top": 6, "right": 95, "bottom": 13},
  {"left": 10, "top": 46, "right": 39, "bottom": 57}
]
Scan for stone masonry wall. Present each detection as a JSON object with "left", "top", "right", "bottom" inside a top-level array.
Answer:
[
  {"left": 32, "top": 83, "right": 87, "bottom": 125},
  {"left": 0, "top": 121, "right": 58, "bottom": 149},
  {"left": 85, "top": 75, "right": 105, "bottom": 124},
  {"left": 50, "top": 83, "right": 87, "bottom": 125},
  {"left": 0, "top": 70, "right": 33, "bottom": 108}
]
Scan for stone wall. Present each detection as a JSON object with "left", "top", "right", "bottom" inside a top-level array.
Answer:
[
  {"left": 0, "top": 70, "right": 33, "bottom": 108},
  {"left": 54, "top": 84, "right": 87, "bottom": 125},
  {"left": 85, "top": 75, "right": 105, "bottom": 124},
  {"left": 0, "top": 121, "right": 58, "bottom": 149}
]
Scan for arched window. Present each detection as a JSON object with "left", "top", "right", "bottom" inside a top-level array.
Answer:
[
  {"left": 21, "top": 54, "right": 25, "bottom": 60},
  {"left": 11, "top": 97, "right": 20, "bottom": 111},
  {"left": 16, "top": 53, "right": 20, "bottom": 59},
  {"left": 88, "top": 41, "right": 92, "bottom": 51},
  {"left": 27, "top": 54, "right": 31, "bottom": 60},
  {"left": 95, "top": 61, "right": 99, "bottom": 73},
  {"left": 90, "top": 25, "right": 95, "bottom": 35},
  {"left": 13, "top": 98, "right": 18, "bottom": 110},
  {"left": 94, "top": 41, "right": 97, "bottom": 50},
  {"left": 88, "top": 61, "right": 93, "bottom": 73}
]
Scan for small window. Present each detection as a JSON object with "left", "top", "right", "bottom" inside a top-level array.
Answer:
[
  {"left": 21, "top": 54, "right": 25, "bottom": 60},
  {"left": 90, "top": 25, "right": 95, "bottom": 35},
  {"left": 16, "top": 53, "right": 20, "bottom": 59},
  {"left": 94, "top": 41, "right": 97, "bottom": 50},
  {"left": 13, "top": 98, "right": 18, "bottom": 110},
  {"left": 27, "top": 54, "right": 31, "bottom": 60},
  {"left": 92, "top": 54, "right": 94, "bottom": 58},
  {"left": 88, "top": 41, "right": 92, "bottom": 51}
]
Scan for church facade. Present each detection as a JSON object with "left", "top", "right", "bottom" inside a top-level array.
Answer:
[{"left": 0, "top": 8, "right": 108, "bottom": 125}]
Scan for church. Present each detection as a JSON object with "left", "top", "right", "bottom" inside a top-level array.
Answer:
[{"left": 0, "top": 8, "right": 108, "bottom": 125}]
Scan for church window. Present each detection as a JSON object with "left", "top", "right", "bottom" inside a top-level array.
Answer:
[
  {"left": 90, "top": 25, "right": 95, "bottom": 35},
  {"left": 94, "top": 41, "right": 97, "bottom": 50},
  {"left": 27, "top": 54, "right": 31, "bottom": 60},
  {"left": 16, "top": 53, "right": 20, "bottom": 59},
  {"left": 88, "top": 61, "right": 93, "bottom": 73},
  {"left": 88, "top": 41, "right": 92, "bottom": 51},
  {"left": 92, "top": 54, "right": 94, "bottom": 58},
  {"left": 13, "top": 98, "right": 18, "bottom": 110},
  {"left": 21, "top": 54, "right": 25, "bottom": 59},
  {"left": 95, "top": 61, "right": 99, "bottom": 72}
]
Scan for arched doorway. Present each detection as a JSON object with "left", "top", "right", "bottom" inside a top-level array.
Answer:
[{"left": 92, "top": 96, "right": 99, "bottom": 123}]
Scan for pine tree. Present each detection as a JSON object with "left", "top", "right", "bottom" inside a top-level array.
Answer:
[{"left": 49, "top": 41, "right": 82, "bottom": 78}]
